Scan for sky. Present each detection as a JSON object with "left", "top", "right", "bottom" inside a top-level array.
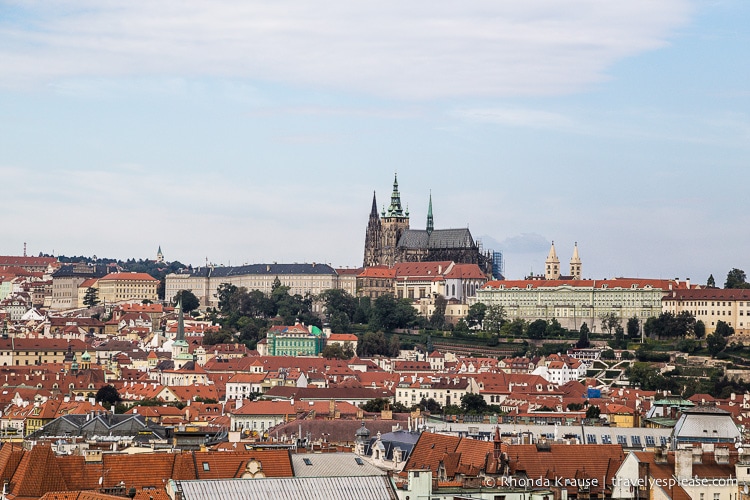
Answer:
[{"left": 0, "top": 1, "right": 747, "bottom": 283}]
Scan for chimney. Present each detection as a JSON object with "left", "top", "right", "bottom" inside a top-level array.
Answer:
[{"left": 675, "top": 449, "right": 692, "bottom": 480}]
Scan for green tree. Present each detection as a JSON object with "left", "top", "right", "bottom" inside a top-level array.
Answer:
[
  {"left": 504, "top": 318, "right": 526, "bottom": 337},
  {"left": 694, "top": 320, "right": 706, "bottom": 339},
  {"left": 321, "top": 343, "right": 349, "bottom": 359},
  {"left": 95, "top": 384, "right": 121, "bottom": 406},
  {"left": 626, "top": 316, "right": 640, "bottom": 339},
  {"left": 600, "top": 312, "right": 620, "bottom": 337},
  {"left": 173, "top": 289, "right": 200, "bottom": 312},
  {"left": 576, "top": 323, "right": 590, "bottom": 349},
  {"left": 585, "top": 405, "right": 601, "bottom": 419},
  {"left": 370, "top": 295, "right": 417, "bottom": 331},
  {"left": 715, "top": 320, "right": 735, "bottom": 337},
  {"left": 465, "top": 303, "right": 487, "bottom": 329},
  {"left": 482, "top": 304, "right": 506, "bottom": 333},
  {"left": 217, "top": 283, "right": 239, "bottom": 314},
  {"left": 545, "top": 317, "right": 565, "bottom": 337},
  {"left": 527, "top": 319, "right": 547, "bottom": 339},
  {"left": 460, "top": 393, "right": 489, "bottom": 415},
  {"left": 83, "top": 287, "right": 100, "bottom": 308},
  {"left": 725, "top": 268, "right": 750, "bottom": 289},
  {"left": 418, "top": 397, "right": 443, "bottom": 414},
  {"left": 707, "top": 331, "right": 728, "bottom": 357},
  {"left": 430, "top": 295, "right": 447, "bottom": 329},
  {"left": 319, "top": 289, "right": 357, "bottom": 328}
]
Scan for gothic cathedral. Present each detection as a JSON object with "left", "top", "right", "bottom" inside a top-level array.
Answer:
[{"left": 363, "top": 174, "right": 493, "bottom": 275}]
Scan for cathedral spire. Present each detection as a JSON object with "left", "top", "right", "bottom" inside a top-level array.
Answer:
[
  {"left": 426, "top": 191, "right": 434, "bottom": 234},
  {"left": 386, "top": 173, "right": 406, "bottom": 218},
  {"left": 370, "top": 191, "right": 378, "bottom": 217}
]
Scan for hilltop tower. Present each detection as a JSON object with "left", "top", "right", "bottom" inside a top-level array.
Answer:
[
  {"left": 379, "top": 174, "right": 410, "bottom": 267},
  {"left": 156, "top": 246, "right": 164, "bottom": 263},
  {"left": 569, "top": 242, "right": 582, "bottom": 280},
  {"left": 545, "top": 241, "right": 560, "bottom": 280}
]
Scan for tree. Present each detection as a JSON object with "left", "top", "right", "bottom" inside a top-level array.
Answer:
[
  {"left": 694, "top": 320, "right": 706, "bottom": 339},
  {"left": 460, "top": 393, "right": 490, "bottom": 415},
  {"left": 545, "top": 317, "right": 565, "bottom": 337},
  {"left": 430, "top": 295, "right": 447, "bottom": 329},
  {"left": 576, "top": 323, "right": 590, "bottom": 349},
  {"left": 715, "top": 320, "right": 735, "bottom": 337},
  {"left": 527, "top": 319, "right": 547, "bottom": 339},
  {"left": 707, "top": 274, "right": 716, "bottom": 288},
  {"left": 626, "top": 317, "right": 640, "bottom": 339},
  {"left": 504, "top": 318, "right": 526, "bottom": 337},
  {"left": 217, "top": 283, "right": 239, "bottom": 314},
  {"left": 174, "top": 289, "right": 200, "bottom": 312},
  {"left": 83, "top": 287, "right": 100, "bottom": 308},
  {"left": 707, "top": 331, "right": 728, "bottom": 357},
  {"left": 585, "top": 405, "right": 601, "bottom": 419},
  {"left": 725, "top": 268, "right": 750, "bottom": 289},
  {"left": 95, "top": 385, "right": 121, "bottom": 406},
  {"left": 482, "top": 304, "right": 506, "bottom": 333},
  {"left": 319, "top": 289, "right": 357, "bottom": 330},
  {"left": 321, "top": 344, "right": 349, "bottom": 359},
  {"left": 600, "top": 312, "right": 621, "bottom": 337},
  {"left": 370, "top": 295, "right": 417, "bottom": 331},
  {"left": 465, "top": 303, "right": 487, "bottom": 329}
]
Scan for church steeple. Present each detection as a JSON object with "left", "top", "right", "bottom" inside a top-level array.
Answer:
[
  {"left": 545, "top": 241, "right": 560, "bottom": 280},
  {"left": 156, "top": 246, "right": 164, "bottom": 263},
  {"left": 569, "top": 242, "right": 582, "bottom": 280},
  {"left": 176, "top": 296, "right": 185, "bottom": 342},
  {"left": 386, "top": 173, "right": 406, "bottom": 218},
  {"left": 426, "top": 191, "right": 434, "bottom": 234},
  {"left": 370, "top": 191, "right": 378, "bottom": 218}
]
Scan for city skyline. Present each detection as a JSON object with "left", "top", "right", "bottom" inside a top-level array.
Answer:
[{"left": 0, "top": 1, "right": 747, "bottom": 282}]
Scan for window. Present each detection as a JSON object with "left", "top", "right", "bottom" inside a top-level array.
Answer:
[
  {"left": 587, "top": 434, "right": 597, "bottom": 444},
  {"left": 617, "top": 435, "right": 627, "bottom": 445},
  {"left": 202, "top": 462, "right": 210, "bottom": 471},
  {"left": 660, "top": 436, "right": 668, "bottom": 446},
  {"left": 645, "top": 435, "right": 655, "bottom": 446},
  {"left": 602, "top": 435, "right": 612, "bottom": 444},
  {"left": 355, "top": 457, "right": 364, "bottom": 465},
  {"left": 631, "top": 436, "right": 641, "bottom": 447},
  {"left": 303, "top": 458, "right": 313, "bottom": 466}
]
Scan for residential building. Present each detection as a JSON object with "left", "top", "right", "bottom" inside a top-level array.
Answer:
[
  {"left": 266, "top": 324, "right": 323, "bottom": 357},
  {"left": 50, "top": 263, "right": 111, "bottom": 311},
  {"left": 663, "top": 287, "right": 750, "bottom": 335},
  {"left": 473, "top": 278, "right": 694, "bottom": 332},
  {"left": 97, "top": 272, "right": 159, "bottom": 304},
  {"left": 165, "top": 263, "right": 339, "bottom": 308}
]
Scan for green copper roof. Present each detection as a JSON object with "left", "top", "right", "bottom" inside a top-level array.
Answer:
[{"left": 310, "top": 326, "right": 323, "bottom": 336}]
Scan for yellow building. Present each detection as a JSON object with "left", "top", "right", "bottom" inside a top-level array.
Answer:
[
  {"left": 663, "top": 288, "right": 750, "bottom": 335},
  {"left": 97, "top": 272, "right": 159, "bottom": 305}
]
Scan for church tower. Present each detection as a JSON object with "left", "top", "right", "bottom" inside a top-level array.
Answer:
[
  {"left": 426, "top": 191, "right": 434, "bottom": 234},
  {"left": 156, "top": 246, "right": 164, "bottom": 264},
  {"left": 545, "top": 241, "right": 560, "bottom": 280},
  {"left": 379, "top": 174, "right": 410, "bottom": 267},
  {"left": 172, "top": 297, "right": 193, "bottom": 369},
  {"left": 569, "top": 242, "right": 582, "bottom": 280},
  {"left": 363, "top": 192, "right": 382, "bottom": 267}
]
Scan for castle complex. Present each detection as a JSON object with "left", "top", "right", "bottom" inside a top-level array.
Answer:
[{"left": 363, "top": 175, "right": 493, "bottom": 276}]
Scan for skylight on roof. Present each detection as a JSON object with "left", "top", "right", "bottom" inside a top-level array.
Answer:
[{"left": 303, "top": 458, "right": 312, "bottom": 466}]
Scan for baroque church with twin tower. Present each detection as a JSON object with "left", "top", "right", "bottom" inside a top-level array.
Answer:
[{"left": 363, "top": 174, "right": 494, "bottom": 276}]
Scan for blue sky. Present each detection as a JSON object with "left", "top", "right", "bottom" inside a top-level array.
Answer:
[{"left": 0, "top": 1, "right": 747, "bottom": 282}]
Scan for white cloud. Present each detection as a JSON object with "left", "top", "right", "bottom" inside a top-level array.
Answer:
[
  {"left": 452, "top": 107, "right": 575, "bottom": 129},
  {"left": 0, "top": 0, "right": 692, "bottom": 99}
]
